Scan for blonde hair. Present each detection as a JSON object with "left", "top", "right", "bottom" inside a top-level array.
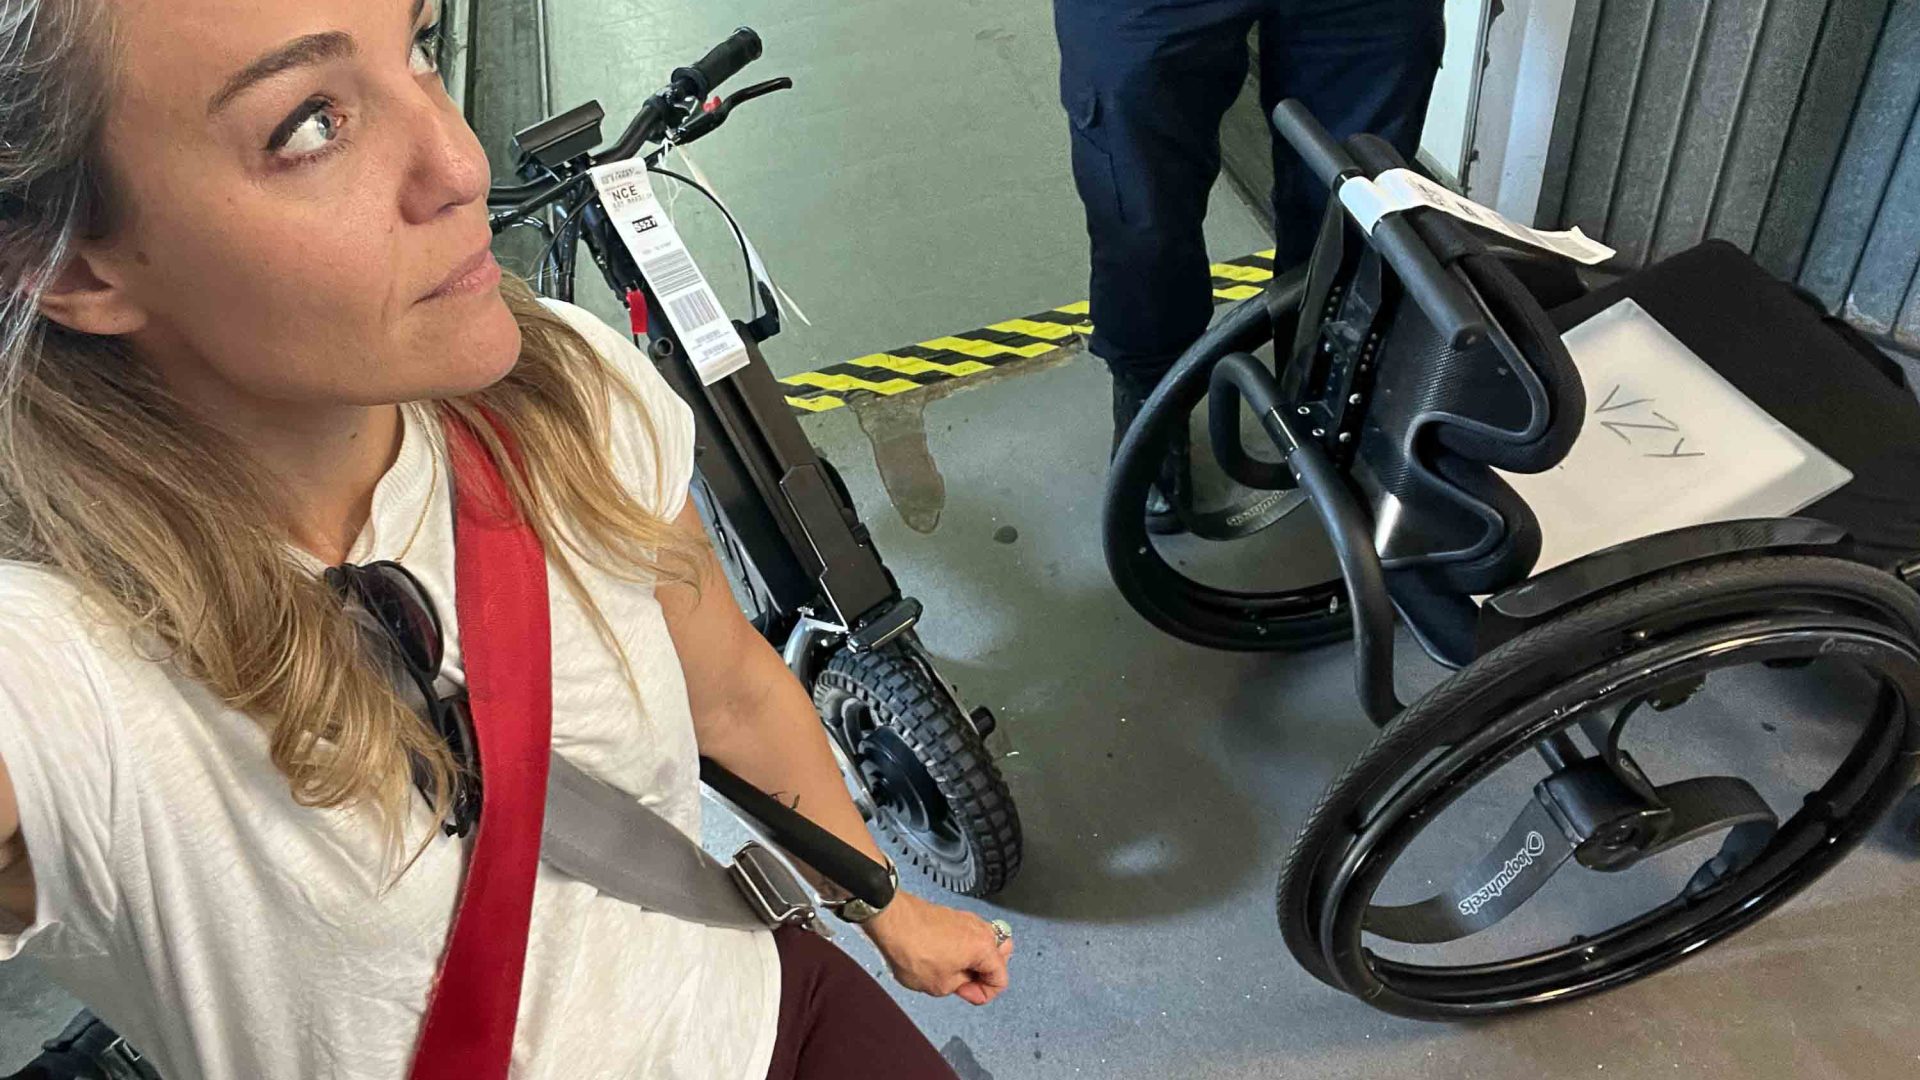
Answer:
[{"left": 0, "top": 0, "right": 699, "bottom": 858}]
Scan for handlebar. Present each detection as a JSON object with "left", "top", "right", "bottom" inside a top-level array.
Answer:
[
  {"left": 672, "top": 27, "right": 763, "bottom": 101},
  {"left": 487, "top": 28, "right": 769, "bottom": 228},
  {"left": 1271, "top": 99, "right": 1487, "bottom": 350}
]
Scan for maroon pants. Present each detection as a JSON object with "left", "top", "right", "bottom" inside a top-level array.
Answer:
[{"left": 764, "top": 927, "right": 960, "bottom": 1080}]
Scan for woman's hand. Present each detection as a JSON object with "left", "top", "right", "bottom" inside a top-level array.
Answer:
[{"left": 862, "top": 892, "right": 1012, "bottom": 1005}]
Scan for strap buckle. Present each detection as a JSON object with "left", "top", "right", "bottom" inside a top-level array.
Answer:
[{"left": 728, "top": 842, "right": 831, "bottom": 937}]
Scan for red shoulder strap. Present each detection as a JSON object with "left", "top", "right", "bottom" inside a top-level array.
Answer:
[{"left": 408, "top": 410, "right": 553, "bottom": 1080}]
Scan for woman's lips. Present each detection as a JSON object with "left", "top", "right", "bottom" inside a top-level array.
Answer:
[{"left": 424, "top": 245, "right": 501, "bottom": 301}]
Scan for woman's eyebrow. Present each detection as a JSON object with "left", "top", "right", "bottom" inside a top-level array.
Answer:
[{"left": 206, "top": 31, "right": 356, "bottom": 117}]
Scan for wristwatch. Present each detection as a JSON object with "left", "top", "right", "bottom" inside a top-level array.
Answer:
[{"left": 821, "top": 855, "right": 900, "bottom": 925}]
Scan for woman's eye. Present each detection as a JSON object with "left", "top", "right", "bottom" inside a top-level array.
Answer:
[
  {"left": 411, "top": 21, "right": 443, "bottom": 76},
  {"left": 270, "top": 99, "right": 344, "bottom": 159}
]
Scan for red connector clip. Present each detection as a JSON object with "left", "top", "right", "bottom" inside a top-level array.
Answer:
[{"left": 626, "top": 288, "right": 649, "bottom": 336}]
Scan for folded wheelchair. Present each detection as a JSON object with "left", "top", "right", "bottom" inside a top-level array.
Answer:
[{"left": 1104, "top": 101, "right": 1920, "bottom": 1020}]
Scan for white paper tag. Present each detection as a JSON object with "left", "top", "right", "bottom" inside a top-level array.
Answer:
[
  {"left": 1499, "top": 299, "right": 1851, "bottom": 576},
  {"left": 1338, "top": 168, "right": 1617, "bottom": 265},
  {"left": 589, "top": 161, "right": 750, "bottom": 385}
]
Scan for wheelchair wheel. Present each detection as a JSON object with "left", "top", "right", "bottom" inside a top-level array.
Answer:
[
  {"left": 1277, "top": 554, "right": 1920, "bottom": 1019},
  {"left": 814, "top": 642, "right": 1022, "bottom": 897},
  {"left": 1106, "top": 283, "right": 1348, "bottom": 653}
]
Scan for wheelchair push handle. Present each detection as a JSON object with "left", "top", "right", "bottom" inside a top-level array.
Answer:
[
  {"left": 1272, "top": 100, "right": 1487, "bottom": 350},
  {"left": 1272, "top": 98, "right": 1361, "bottom": 188}
]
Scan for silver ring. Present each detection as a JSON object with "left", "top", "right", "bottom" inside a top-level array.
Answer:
[{"left": 991, "top": 918, "right": 1012, "bottom": 946}]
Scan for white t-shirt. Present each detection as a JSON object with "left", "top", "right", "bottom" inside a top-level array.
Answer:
[{"left": 0, "top": 300, "right": 780, "bottom": 1080}]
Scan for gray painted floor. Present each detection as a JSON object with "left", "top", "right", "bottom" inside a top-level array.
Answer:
[
  {"left": 8, "top": 1, "right": 1920, "bottom": 1077},
  {"left": 741, "top": 355, "right": 1920, "bottom": 1080}
]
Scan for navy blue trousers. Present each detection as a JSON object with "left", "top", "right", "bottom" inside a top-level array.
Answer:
[{"left": 1055, "top": 0, "right": 1445, "bottom": 382}]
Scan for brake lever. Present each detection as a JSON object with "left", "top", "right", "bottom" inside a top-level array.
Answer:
[
  {"left": 725, "top": 77, "right": 795, "bottom": 110},
  {"left": 670, "top": 77, "right": 794, "bottom": 146}
]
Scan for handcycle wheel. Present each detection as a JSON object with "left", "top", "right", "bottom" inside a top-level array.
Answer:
[
  {"left": 1277, "top": 554, "right": 1920, "bottom": 1018},
  {"left": 814, "top": 642, "right": 1023, "bottom": 897}
]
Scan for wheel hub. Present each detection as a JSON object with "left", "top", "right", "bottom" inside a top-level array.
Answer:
[{"left": 857, "top": 728, "right": 945, "bottom": 832}]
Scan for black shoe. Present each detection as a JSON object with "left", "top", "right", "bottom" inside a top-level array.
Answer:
[{"left": 1111, "top": 374, "right": 1190, "bottom": 536}]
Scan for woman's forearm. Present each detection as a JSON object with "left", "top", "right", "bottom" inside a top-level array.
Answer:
[{"left": 696, "top": 632, "right": 893, "bottom": 882}]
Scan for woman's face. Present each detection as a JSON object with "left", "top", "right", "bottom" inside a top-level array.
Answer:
[{"left": 73, "top": 0, "right": 519, "bottom": 408}]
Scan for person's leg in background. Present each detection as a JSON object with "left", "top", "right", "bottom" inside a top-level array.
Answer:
[
  {"left": 1054, "top": 0, "right": 1262, "bottom": 534},
  {"left": 763, "top": 928, "right": 959, "bottom": 1080},
  {"left": 1261, "top": 0, "right": 1446, "bottom": 270}
]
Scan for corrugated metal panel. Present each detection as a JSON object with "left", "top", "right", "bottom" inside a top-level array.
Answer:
[
  {"left": 1542, "top": 0, "right": 1917, "bottom": 352},
  {"left": 1748, "top": 0, "right": 1890, "bottom": 275},
  {"left": 1800, "top": 0, "right": 1920, "bottom": 349}
]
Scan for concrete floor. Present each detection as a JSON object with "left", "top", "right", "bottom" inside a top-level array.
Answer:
[
  {"left": 764, "top": 358, "right": 1920, "bottom": 1080},
  {"left": 8, "top": 1, "right": 1920, "bottom": 1077}
]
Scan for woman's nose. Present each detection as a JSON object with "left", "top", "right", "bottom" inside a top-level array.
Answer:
[{"left": 398, "top": 88, "right": 493, "bottom": 224}]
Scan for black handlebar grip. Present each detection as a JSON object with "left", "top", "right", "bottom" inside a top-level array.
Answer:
[
  {"left": 1272, "top": 99, "right": 1360, "bottom": 188},
  {"left": 673, "top": 27, "right": 764, "bottom": 100}
]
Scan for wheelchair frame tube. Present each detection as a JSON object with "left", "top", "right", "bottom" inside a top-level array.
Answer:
[
  {"left": 1271, "top": 100, "right": 1487, "bottom": 351},
  {"left": 1210, "top": 352, "right": 1403, "bottom": 725}
]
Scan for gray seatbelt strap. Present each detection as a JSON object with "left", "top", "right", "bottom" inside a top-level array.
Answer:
[{"left": 540, "top": 752, "right": 819, "bottom": 933}]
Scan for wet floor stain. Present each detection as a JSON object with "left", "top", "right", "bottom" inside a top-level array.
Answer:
[
  {"left": 845, "top": 342, "right": 1082, "bottom": 534},
  {"left": 851, "top": 391, "right": 947, "bottom": 534}
]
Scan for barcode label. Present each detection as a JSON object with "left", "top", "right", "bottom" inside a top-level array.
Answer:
[
  {"left": 641, "top": 248, "right": 702, "bottom": 297},
  {"left": 667, "top": 289, "right": 722, "bottom": 329},
  {"left": 588, "top": 160, "right": 750, "bottom": 384}
]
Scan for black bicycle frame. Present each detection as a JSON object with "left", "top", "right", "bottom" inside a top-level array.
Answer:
[{"left": 572, "top": 197, "right": 918, "bottom": 657}]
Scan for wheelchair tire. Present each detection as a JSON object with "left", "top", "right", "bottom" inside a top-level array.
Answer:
[
  {"left": 814, "top": 644, "right": 1023, "bottom": 897},
  {"left": 1277, "top": 554, "right": 1920, "bottom": 1018}
]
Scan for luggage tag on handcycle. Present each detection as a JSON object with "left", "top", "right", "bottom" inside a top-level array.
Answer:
[
  {"left": 1338, "top": 167, "right": 1617, "bottom": 266},
  {"left": 590, "top": 161, "right": 750, "bottom": 384}
]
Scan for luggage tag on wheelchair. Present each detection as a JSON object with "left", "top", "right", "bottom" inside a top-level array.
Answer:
[
  {"left": 590, "top": 161, "right": 750, "bottom": 384},
  {"left": 1338, "top": 168, "right": 1617, "bottom": 266}
]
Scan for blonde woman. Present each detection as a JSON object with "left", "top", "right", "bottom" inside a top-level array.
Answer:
[{"left": 0, "top": 1, "right": 1012, "bottom": 1077}]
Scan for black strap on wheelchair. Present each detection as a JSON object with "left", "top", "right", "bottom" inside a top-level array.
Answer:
[{"left": 1362, "top": 771, "right": 1778, "bottom": 946}]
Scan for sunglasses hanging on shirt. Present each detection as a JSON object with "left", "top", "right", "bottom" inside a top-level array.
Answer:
[{"left": 325, "top": 560, "right": 483, "bottom": 837}]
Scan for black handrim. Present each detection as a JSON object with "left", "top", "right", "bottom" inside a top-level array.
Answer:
[
  {"left": 1307, "top": 613, "right": 1920, "bottom": 1018},
  {"left": 1104, "top": 284, "right": 1351, "bottom": 653}
]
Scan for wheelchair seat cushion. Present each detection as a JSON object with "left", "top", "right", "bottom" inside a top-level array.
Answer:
[{"left": 1551, "top": 240, "right": 1920, "bottom": 571}]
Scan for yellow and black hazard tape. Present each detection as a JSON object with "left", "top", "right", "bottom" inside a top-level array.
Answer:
[{"left": 780, "top": 249, "right": 1279, "bottom": 414}]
